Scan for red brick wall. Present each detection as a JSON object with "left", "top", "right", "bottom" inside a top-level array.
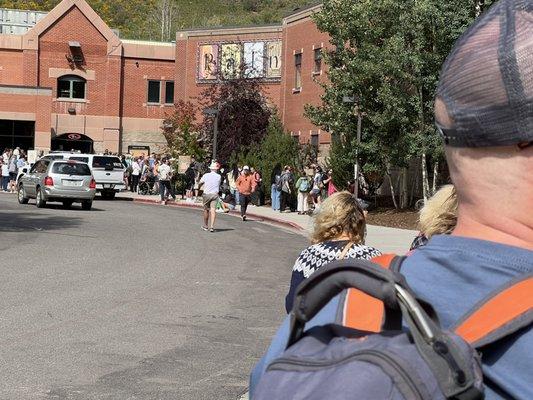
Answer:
[
  {"left": 175, "top": 31, "right": 283, "bottom": 118},
  {"left": 0, "top": 89, "right": 53, "bottom": 150},
  {"left": 0, "top": 49, "right": 24, "bottom": 85},
  {"left": 0, "top": 92, "right": 38, "bottom": 113},
  {"left": 23, "top": 49, "right": 38, "bottom": 86},
  {"left": 121, "top": 57, "right": 176, "bottom": 118},
  {"left": 38, "top": 5, "right": 112, "bottom": 116},
  {"left": 281, "top": 17, "right": 331, "bottom": 144}
]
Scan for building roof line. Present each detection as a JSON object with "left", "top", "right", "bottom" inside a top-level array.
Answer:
[
  {"left": 177, "top": 23, "right": 282, "bottom": 34},
  {"left": 283, "top": 1, "right": 322, "bottom": 18},
  {"left": 121, "top": 39, "right": 175, "bottom": 47}
]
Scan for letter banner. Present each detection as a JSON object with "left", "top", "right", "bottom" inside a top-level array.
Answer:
[
  {"left": 221, "top": 43, "right": 242, "bottom": 79},
  {"left": 244, "top": 42, "right": 265, "bottom": 78},
  {"left": 266, "top": 41, "right": 282, "bottom": 78},
  {"left": 198, "top": 44, "right": 219, "bottom": 80}
]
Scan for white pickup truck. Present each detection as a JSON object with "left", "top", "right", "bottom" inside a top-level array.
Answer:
[{"left": 41, "top": 153, "right": 126, "bottom": 199}]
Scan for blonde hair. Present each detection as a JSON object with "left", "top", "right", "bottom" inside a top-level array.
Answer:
[
  {"left": 418, "top": 184, "right": 458, "bottom": 239},
  {"left": 311, "top": 191, "right": 366, "bottom": 244}
]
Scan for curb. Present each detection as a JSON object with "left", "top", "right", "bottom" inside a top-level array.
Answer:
[{"left": 123, "top": 197, "right": 305, "bottom": 233}]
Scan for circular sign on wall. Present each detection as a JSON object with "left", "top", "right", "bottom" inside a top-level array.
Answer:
[{"left": 67, "top": 133, "right": 82, "bottom": 140}]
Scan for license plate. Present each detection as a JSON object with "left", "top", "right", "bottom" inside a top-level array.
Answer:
[
  {"left": 62, "top": 180, "right": 82, "bottom": 187},
  {"left": 103, "top": 184, "right": 114, "bottom": 189}
]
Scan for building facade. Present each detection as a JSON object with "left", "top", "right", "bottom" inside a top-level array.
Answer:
[{"left": 0, "top": 0, "right": 329, "bottom": 156}]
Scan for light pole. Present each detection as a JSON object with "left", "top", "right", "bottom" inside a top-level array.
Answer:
[
  {"left": 342, "top": 95, "right": 362, "bottom": 199},
  {"left": 203, "top": 107, "right": 219, "bottom": 161}
]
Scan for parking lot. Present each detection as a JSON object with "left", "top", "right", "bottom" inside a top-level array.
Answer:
[{"left": 0, "top": 195, "right": 307, "bottom": 400}]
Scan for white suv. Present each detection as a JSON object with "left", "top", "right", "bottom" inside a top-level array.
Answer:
[{"left": 42, "top": 153, "right": 126, "bottom": 199}]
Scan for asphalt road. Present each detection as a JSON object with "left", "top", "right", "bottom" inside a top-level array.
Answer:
[{"left": 0, "top": 195, "right": 307, "bottom": 400}]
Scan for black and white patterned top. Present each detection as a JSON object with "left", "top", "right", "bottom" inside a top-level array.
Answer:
[{"left": 285, "top": 240, "right": 381, "bottom": 313}]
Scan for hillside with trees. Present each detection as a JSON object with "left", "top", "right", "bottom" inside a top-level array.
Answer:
[{"left": 0, "top": 0, "right": 310, "bottom": 41}]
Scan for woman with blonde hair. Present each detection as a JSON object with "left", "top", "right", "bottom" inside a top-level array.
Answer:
[
  {"left": 410, "top": 184, "right": 458, "bottom": 250},
  {"left": 284, "top": 191, "right": 381, "bottom": 313}
]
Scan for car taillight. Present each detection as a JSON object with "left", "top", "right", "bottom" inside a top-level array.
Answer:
[
  {"left": 44, "top": 176, "right": 54, "bottom": 186},
  {"left": 89, "top": 179, "right": 96, "bottom": 189}
]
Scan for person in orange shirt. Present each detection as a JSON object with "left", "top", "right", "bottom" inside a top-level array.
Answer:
[{"left": 236, "top": 165, "right": 257, "bottom": 221}]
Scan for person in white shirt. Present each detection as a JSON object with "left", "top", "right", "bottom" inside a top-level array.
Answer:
[
  {"left": 158, "top": 158, "right": 176, "bottom": 204},
  {"left": 1, "top": 161, "right": 10, "bottom": 192},
  {"left": 130, "top": 158, "right": 141, "bottom": 193},
  {"left": 199, "top": 161, "right": 222, "bottom": 232}
]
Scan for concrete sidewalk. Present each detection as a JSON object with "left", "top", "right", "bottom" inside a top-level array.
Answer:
[{"left": 116, "top": 192, "right": 416, "bottom": 254}]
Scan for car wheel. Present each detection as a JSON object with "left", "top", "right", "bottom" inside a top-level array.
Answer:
[
  {"left": 62, "top": 200, "right": 73, "bottom": 208},
  {"left": 17, "top": 185, "right": 29, "bottom": 204},
  {"left": 81, "top": 200, "right": 92, "bottom": 210},
  {"left": 35, "top": 188, "right": 46, "bottom": 208}
]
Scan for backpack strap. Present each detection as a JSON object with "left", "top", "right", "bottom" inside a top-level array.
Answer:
[
  {"left": 342, "top": 254, "right": 404, "bottom": 331},
  {"left": 453, "top": 274, "right": 533, "bottom": 348}
]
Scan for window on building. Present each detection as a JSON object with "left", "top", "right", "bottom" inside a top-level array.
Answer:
[
  {"left": 57, "top": 75, "right": 86, "bottom": 99},
  {"left": 147, "top": 80, "right": 161, "bottom": 103},
  {"left": 165, "top": 81, "right": 175, "bottom": 104},
  {"left": 294, "top": 53, "right": 302, "bottom": 90},
  {"left": 314, "top": 48, "right": 322, "bottom": 74},
  {"left": 311, "top": 132, "right": 319, "bottom": 147}
]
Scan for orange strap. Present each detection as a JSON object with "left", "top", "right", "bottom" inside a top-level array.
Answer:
[
  {"left": 343, "top": 254, "right": 396, "bottom": 332},
  {"left": 455, "top": 277, "right": 533, "bottom": 345}
]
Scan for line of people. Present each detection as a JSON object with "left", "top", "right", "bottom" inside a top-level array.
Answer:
[
  {"left": 270, "top": 164, "right": 338, "bottom": 214},
  {"left": 1, "top": 147, "right": 28, "bottom": 193},
  {"left": 122, "top": 153, "right": 177, "bottom": 204}
]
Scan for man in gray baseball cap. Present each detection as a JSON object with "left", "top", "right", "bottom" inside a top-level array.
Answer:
[{"left": 401, "top": 0, "right": 532, "bottom": 398}]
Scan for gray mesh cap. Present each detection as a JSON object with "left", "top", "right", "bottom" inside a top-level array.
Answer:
[{"left": 436, "top": 0, "right": 533, "bottom": 147}]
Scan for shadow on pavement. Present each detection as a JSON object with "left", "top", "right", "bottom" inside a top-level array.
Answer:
[
  {"left": 0, "top": 209, "right": 83, "bottom": 233},
  {"left": 43, "top": 203, "right": 105, "bottom": 212}
]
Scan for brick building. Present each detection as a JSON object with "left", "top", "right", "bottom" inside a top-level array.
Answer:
[{"left": 0, "top": 0, "right": 329, "bottom": 157}]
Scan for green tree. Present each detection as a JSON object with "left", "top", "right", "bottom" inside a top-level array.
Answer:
[
  {"left": 161, "top": 100, "right": 206, "bottom": 160},
  {"left": 234, "top": 113, "right": 300, "bottom": 195},
  {"left": 306, "top": 0, "right": 495, "bottom": 207}
]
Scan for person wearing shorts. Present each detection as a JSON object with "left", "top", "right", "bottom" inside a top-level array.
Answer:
[{"left": 199, "top": 161, "right": 222, "bottom": 232}]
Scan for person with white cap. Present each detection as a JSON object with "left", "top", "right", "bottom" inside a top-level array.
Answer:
[
  {"left": 236, "top": 165, "right": 257, "bottom": 221},
  {"left": 199, "top": 161, "right": 222, "bottom": 232}
]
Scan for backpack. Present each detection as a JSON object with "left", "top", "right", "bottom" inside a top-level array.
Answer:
[
  {"left": 298, "top": 178, "right": 310, "bottom": 192},
  {"left": 274, "top": 174, "right": 283, "bottom": 190},
  {"left": 252, "top": 257, "right": 532, "bottom": 400}
]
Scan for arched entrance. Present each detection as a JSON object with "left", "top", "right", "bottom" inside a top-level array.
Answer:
[{"left": 51, "top": 133, "right": 94, "bottom": 153}]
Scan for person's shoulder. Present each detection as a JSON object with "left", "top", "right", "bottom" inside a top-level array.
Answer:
[{"left": 349, "top": 243, "right": 382, "bottom": 258}]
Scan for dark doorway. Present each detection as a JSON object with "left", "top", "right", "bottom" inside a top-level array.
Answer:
[
  {"left": 51, "top": 133, "right": 94, "bottom": 153},
  {"left": 0, "top": 119, "right": 35, "bottom": 151}
]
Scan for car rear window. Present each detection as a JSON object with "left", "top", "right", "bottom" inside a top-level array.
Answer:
[
  {"left": 69, "top": 156, "right": 89, "bottom": 163},
  {"left": 52, "top": 162, "right": 91, "bottom": 176},
  {"left": 92, "top": 156, "right": 123, "bottom": 169}
]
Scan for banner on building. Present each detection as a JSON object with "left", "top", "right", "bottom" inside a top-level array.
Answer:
[
  {"left": 198, "top": 44, "right": 219, "bottom": 80},
  {"left": 243, "top": 42, "right": 264, "bottom": 78},
  {"left": 266, "top": 41, "right": 282, "bottom": 78},
  {"left": 221, "top": 43, "right": 242, "bottom": 79}
]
